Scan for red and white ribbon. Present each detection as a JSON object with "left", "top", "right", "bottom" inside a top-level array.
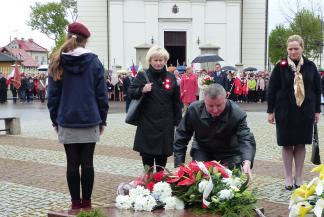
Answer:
[{"left": 196, "top": 161, "right": 214, "bottom": 207}]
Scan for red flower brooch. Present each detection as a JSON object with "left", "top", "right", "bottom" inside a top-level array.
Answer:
[
  {"left": 163, "top": 78, "right": 171, "bottom": 90},
  {"left": 279, "top": 59, "right": 288, "bottom": 68}
]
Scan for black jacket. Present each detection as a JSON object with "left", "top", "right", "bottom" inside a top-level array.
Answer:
[
  {"left": 174, "top": 100, "right": 255, "bottom": 167},
  {"left": 267, "top": 57, "right": 321, "bottom": 118},
  {"left": 128, "top": 68, "right": 182, "bottom": 156},
  {"left": 122, "top": 76, "right": 133, "bottom": 98}
]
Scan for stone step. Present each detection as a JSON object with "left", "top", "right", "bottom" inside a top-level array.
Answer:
[{"left": 48, "top": 206, "right": 265, "bottom": 217}]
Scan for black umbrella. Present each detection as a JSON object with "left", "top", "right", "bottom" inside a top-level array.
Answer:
[
  {"left": 243, "top": 67, "right": 257, "bottom": 72},
  {"left": 191, "top": 54, "right": 224, "bottom": 63},
  {"left": 222, "top": 66, "right": 237, "bottom": 71}
]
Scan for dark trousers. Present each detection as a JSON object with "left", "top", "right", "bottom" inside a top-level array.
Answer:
[
  {"left": 64, "top": 143, "right": 96, "bottom": 201},
  {"left": 0, "top": 90, "right": 6, "bottom": 103},
  {"left": 258, "top": 90, "right": 266, "bottom": 102},
  {"left": 11, "top": 90, "right": 17, "bottom": 103},
  {"left": 39, "top": 90, "right": 45, "bottom": 103},
  {"left": 141, "top": 153, "right": 168, "bottom": 172}
]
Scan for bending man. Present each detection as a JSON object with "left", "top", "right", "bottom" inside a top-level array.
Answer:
[{"left": 174, "top": 83, "right": 256, "bottom": 181}]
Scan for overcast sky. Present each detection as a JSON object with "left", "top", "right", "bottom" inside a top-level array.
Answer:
[{"left": 0, "top": 0, "right": 323, "bottom": 50}]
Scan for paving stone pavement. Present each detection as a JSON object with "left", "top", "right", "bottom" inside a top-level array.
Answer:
[{"left": 1, "top": 101, "right": 324, "bottom": 217}]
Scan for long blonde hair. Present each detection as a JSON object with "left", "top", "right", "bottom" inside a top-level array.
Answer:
[{"left": 49, "top": 33, "right": 87, "bottom": 81}]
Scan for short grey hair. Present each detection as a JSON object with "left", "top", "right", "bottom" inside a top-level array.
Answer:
[
  {"left": 146, "top": 46, "right": 170, "bottom": 63},
  {"left": 204, "top": 83, "right": 226, "bottom": 99}
]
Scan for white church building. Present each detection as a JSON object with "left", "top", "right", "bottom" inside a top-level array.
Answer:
[{"left": 77, "top": 0, "right": 268, "bottom": 71}]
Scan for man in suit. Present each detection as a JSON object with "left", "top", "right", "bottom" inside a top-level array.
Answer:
[
  {"left": 211, "top": 63, "right": 229, "bottom": 96},
  {"left": 123, "top": 71, "right": 134, "bottom": 112}
]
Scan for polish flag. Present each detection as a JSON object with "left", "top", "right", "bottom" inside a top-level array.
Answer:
[
  {"left": 131, "top": 60, "right": 137, "bottom": 77},
  {"left": 6, "top": 63, "right": 21, "bottom": 89}
]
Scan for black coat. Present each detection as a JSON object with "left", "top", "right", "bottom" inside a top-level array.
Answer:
[
  {"left": 174, "top": 100, "right": 256, "bottom": 167},
  {"left": 128, "top": 68, "right": 182, "bottom": 156},
  {"left": 267, "top": 57, "right": 321, "bottom": 146},
  {"left": 122, "top": 76, "right": 133, "bottom": 98}
]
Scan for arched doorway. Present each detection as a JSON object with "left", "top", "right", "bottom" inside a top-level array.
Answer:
[{"left": 164, "top": 31, "right": 186, "bottom": 67}]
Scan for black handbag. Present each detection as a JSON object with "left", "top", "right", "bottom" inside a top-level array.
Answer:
[
  {"left": 311, "top": 124, "right": 321, "bottom": 165},
  {"left": 125, "top": 71, "right": 150, "bottom": 126}
]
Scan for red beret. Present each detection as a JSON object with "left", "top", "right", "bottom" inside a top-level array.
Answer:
[{"left": 68, "top": 22, "right": 91, "bottom": 38}]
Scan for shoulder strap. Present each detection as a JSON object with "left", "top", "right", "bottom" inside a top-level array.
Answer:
[{"left": 142, "top": 70, "right": 150, "bottom": 83}]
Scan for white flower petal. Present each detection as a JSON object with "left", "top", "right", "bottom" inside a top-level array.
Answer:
[{"left": 314, "top": 199, "right": 324, "bottom": 217}]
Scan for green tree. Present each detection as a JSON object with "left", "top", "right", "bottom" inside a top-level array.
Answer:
[
  {"left": 27, "top": 2, "right": 68, "bottom": 44},
  {"left": 268, "top": 5, "right": 323, "bottom": 64},
  {"left": 289, "top": 9, "right": 322, "bottom": 59},
  {"left": 61, "top": 0, "right": 78, "bottom": 22},
  {"left": 268, "top": 25, "right": 292, "bottom": 64}
]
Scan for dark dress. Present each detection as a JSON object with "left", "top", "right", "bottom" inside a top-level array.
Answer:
[
  {"left": 127, "top": 66, "right": 182, "bottom": 156},
  {"left": 267, "top": 57, "right": 321, "bottom": 146}
]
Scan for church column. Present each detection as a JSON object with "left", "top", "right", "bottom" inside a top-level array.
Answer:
[
  {"left": 191, "top": 0, "right": 206, "bottom": 61},
  {"left": 110, "top": 0, "right": 124, "bottom": 67},
  {"left": 226, "top": 0, "right": 241, "bottom": 66}
]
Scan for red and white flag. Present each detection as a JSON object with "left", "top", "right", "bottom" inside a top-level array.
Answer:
[
  {"left": 131, "top": 60, "right": 137, "bottom": 77},
  {"left": 6, "top": 63, "right": 21, "bottom": 89}
]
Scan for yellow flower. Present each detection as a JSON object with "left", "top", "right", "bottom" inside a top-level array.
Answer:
[
  {"left": 312, "top": 165, "right": 324, "bottom": 179},
  {"left": 292, "top": 184, "right": 316, "bottom": 199},
  {"left": 298, "top": 204, "right": 313, "bottom": 217}
]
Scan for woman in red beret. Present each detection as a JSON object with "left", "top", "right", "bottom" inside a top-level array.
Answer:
[{"left": 47, "top": 22, "right": 109, "bottom": 209}]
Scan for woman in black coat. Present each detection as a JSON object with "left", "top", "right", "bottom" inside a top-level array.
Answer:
[
  {"left": 267, "top": 35, "right": 321, "bottom": 190},
  {"left": 128, "top": 46, "right": 182, "bottom": 171}
]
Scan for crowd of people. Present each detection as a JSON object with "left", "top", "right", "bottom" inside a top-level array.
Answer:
[
  {"left": 0, "top": 72, "right": 47, "bottom": 104},
  {"left": 105, "top": 63, "right": 271, "bottom": 112}
]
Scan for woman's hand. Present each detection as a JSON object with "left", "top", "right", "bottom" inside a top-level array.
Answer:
[
  {"left": 268, "top": 113, "right": 275, "bottom": 124},
  {"left": 100, "top": 125, "right": 105, "bottom": 135},
  {"left": 314, "top": 113, "right": 320, "bottom": 124},
  {"left": 142, "top": 83, "right": 153, "bottom": 93}
]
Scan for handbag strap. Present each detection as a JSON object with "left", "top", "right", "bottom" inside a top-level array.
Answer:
[
  {"left": 314, "top": 124, "right": 318, "bottom": 140},
  {"left": 142, "top": 70, "right": 150, "bottom": 83}
]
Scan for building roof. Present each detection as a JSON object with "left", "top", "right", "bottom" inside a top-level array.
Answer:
[
  {"left": 12, "top": 38, "right": 48, "bottom": 52},
  {"left": 0, "top": 52, "right": 19, "bottom": 62},
  {"left": 0, "top": 47, "right": 39, "bottom": 67}
]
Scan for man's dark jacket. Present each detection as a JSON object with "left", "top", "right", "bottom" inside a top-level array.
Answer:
[
  {"left": 174, "top": 100, "right": 255, "bottom": 167},
  {"left": 212, "top": 70, "right": 229, "bottom": 91}
]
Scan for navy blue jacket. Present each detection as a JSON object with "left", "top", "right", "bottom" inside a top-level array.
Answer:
[
  {"left": 212, "top": 70, "right": 229, "bottom": 91},
  {"left": 47, "top": 51, "right": 109, "bottom": 128}
]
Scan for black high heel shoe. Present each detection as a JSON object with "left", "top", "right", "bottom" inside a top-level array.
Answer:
[
  {"left": 294, "top": 184, "right": 300, "bottom": 189},
  {"left": 285, "top": 185, "right": 294, "bottom": 191},
  {"left": 293, "top": 177, "right": 301, "bottom": 189}
]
